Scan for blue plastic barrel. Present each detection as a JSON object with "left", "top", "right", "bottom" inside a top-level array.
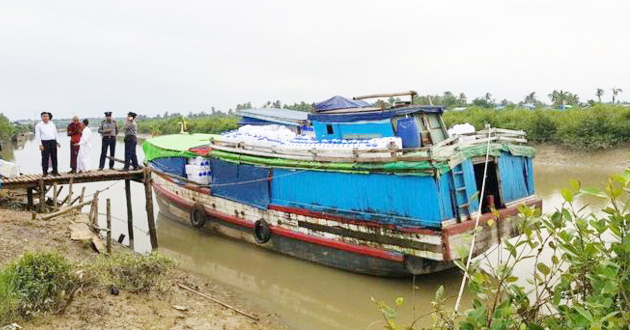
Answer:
[{"left": 396, "top": 117, "right": 421, "bottom": 148}]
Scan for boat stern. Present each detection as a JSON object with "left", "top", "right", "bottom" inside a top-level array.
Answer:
[{"left": 440, "top": 195, "right": 542, "bottom": 262}]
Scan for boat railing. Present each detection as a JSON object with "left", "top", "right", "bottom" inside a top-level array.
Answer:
[
  {"left": 431, "top": 128, "right": 528, "bottom": 158},
  {"left": 209, "top": 127, "right": 526, "bottom": 163}
]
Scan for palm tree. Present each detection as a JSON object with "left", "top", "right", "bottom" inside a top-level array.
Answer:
[
  {"left": 566, "top": 93, "right": 579, "bottom": 105},
  {"left": 458, "top": 93, "right": 467, "bottom": 105},
  {"left": 596, "top": 88, "right": 604, "bottom": 103},
  {"left": 484, "top": 92, "right": 493, "bottom": 105},
  {"left": 548, "top": 90, "right": 569, "bottom": 107},
  {"left": 548, "top": 90, "right": 559, "bottom": 105},
  {"left": 612, "top": 87, "right": 623, "bottom": 104},
  {"left": 524, "top": 92, "right": 537, "bottom": 105}
]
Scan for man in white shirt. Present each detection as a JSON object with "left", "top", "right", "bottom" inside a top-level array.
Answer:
[{"left": 34, "top": 112, "right": 60, "bottom": 176}]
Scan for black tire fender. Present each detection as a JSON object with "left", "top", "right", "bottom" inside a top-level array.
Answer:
[
  {"left": 190, "top": 203, "right": 207, "bottom": 228},
  {"left": 253, "top": 219, "right": 271, "bottom": 244}
]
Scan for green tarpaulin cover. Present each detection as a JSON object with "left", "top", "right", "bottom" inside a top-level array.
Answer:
[
  {"left": 142, "top": 133, "right": 217, "bottom": 161},
  {"left": 143, "top": 134, "right": 534, "bottom": 176},
  {"left": 210, "top": 149, "right": 450, "bottom": 176}
]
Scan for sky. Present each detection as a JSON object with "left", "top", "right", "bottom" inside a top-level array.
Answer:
[{"left": 1, "top": 0, "right": 629, "bottom": 120}]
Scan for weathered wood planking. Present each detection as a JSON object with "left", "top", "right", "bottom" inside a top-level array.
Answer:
[{"left": 0, "top": 169, "right": 145, "bottom": 189}]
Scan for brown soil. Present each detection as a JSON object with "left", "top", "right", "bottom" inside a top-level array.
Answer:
[{"left": 0, "top": 204, "right": 290, "bottom": 330}]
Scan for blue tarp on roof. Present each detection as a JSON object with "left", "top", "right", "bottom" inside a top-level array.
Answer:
[
  {"left": 314, "top": 96, "right": 372, "bottom": 112},
  {"left": 309, "top": 106, "right": 445, "bottom": 123}
]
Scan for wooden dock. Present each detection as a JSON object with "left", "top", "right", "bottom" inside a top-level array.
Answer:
[
  {"left": 0, "top": 168, "right": 157, "bottom": 250},
  {"left": 1, "top": 169, "right": 144, "bottom": 189}
]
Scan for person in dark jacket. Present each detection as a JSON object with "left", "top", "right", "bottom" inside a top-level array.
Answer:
[
  {"left": 98, "top": 111, "right": 118, "bottom": 170},
  {"left": 122, "top": 112, "right": 139, "bottom": 171},
  {"left": 67, "top": 115, "right": 82, "bottom": 173}
]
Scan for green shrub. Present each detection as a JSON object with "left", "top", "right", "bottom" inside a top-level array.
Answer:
[
  {"left": 443, "top": 105, "right": 630, "bottom": 150},
  {"left": 137, "top": 115, "right": 239, "bottom": 135},
  {"left": 86, "top": 252, "right": 173, "bottom": 293},
  {"left": 0, "top": 251, "right": 79, "bottom": 324},
  {"left": 375, "top": 170, "right": 630, "bottom": 329}
]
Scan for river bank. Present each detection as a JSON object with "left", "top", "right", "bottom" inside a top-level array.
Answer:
[{"left": 0, "top": 202, "right": 289, "bottom": 330}]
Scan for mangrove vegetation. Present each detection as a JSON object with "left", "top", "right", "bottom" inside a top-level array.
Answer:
[{"left": 375, "top": 169, "right": 630, "bottom": 329}]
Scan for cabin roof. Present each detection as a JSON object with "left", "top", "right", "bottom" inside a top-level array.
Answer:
[
  {"left": 308, "top": 105, "right": 445, "bottom": 123},
  {"left": 314, "top": 95, "right": 372, "bottom": 112},
  {"left": 236, "top": 108, "right": 309, "bottom": 126}
]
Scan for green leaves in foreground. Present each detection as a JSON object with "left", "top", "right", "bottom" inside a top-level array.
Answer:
[{"left": 374, "top": 168, "right": 630, "bottom": 329}]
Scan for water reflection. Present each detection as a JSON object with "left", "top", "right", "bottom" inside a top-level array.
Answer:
[{"left": 158, "top": 213, "right": 469, "bottom": 330}]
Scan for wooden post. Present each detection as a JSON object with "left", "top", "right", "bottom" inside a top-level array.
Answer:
[
  {"left": 143, "top": 168, "right": 158, "bottom": 250},
  {"left": 27, "top": 188, "right": 33, "bottom": 211},
  {"left": 79, "top": 187, "right": 86, "bottom": 203},
  {"left": 67, "top": 178, "right": 74, "bottom": 206},
  {"left": 39, "top": 179, "right": 46, "bottom": 213},
  {"left": 106, "top": 198, "right": 112, "bottom": 254},
  {"left": 125, "top": 179, "right": 135, "bottom": 250},
  {"left": 90, "top": 191, "right": 100, "bottom": 229},
  {"left": 52, "top": 183, "right": 59, "bottom": 211}
]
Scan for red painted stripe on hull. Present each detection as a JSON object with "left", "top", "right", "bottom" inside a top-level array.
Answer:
[
  {"left": 153, "top": 181, "right": 404, "bottom": 262},
  {"left": 153, "top": 181, "right": 254, "bottom": 228},
  {"left": 268, "top": 204, "right": 441, "bottom": 236},
  {"left": 442, "top": 199, "right": 542, "bottom": 236}
]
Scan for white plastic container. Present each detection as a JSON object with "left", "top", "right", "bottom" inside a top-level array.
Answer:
[{"left": 0, "top": 159, "right": 20, "bottom": 178}]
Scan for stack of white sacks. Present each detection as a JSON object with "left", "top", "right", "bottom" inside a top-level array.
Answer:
[
  {"left": 186, "top": 157, "right": 211, "bottom": 185},
  {"left": 219, "top": 125, "right": 403, "bottom": 158}
]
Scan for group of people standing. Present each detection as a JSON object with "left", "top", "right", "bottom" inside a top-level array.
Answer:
[{"left": 34, "top": 111, "right": 140, "bottom": 176}]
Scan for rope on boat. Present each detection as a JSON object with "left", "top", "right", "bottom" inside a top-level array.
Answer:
[
  {"left": 150, "top": 161, "right": 323, "bottom": 188},
  {"left": 453, "top": 126, "right": 493, "bottom": 312}
]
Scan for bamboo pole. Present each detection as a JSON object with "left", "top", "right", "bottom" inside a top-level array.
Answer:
[
  {"left": 27, "top": 188, "right": 33, "bottom": 211},
  {"left": 90, "top": 191, "right": 100, "bottom": 229},
  {"left": 125, "top": 179, "right": 135, "bottom": 250},
  {"left": 52, "top": 183, "right": 59, "bottom": 211},
  {"left": 176, "top": 283, "right": 259, "bottom": 321},
  {"left": 352, "top": 90, "right": 417, "bottom": 100},
  {"left": 66, "top": 178, "right": 74, "bottom": 206},
  {"left": 106, "top": 198, "right": 112, "bottom": 254},
  {"left": 39, "top": 179, "right": 46, "bottom": 213},
  {"left": 79, "top": 187, "right": 86, "bottom": 203},
  {"left": 143, "top": 168, "right": 158, "bottom": 250},
  {"left": 40, "top": 200, "right": 93, "bottom": 221}
]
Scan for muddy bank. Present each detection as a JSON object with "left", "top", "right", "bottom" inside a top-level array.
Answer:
[
  {"left": 533, "top": 143, "right": 630, "bottom": 170},
  {"left": 0, "top": 207, "right": 289, "bottom": 330}
]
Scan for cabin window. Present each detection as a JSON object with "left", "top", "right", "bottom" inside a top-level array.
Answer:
[{"left": 326, "top": 124, "right": 334, "bottom": 134}]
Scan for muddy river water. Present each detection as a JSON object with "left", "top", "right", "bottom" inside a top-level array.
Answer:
[{"left": 4, "top": 134, "right": 629, "bottom": 329}]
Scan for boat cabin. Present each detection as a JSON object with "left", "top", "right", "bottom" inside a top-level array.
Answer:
[{"left": 310, "top": 93, "right": 448, "bottom": 147}]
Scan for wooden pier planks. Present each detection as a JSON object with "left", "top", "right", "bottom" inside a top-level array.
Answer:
[{"left": 0, "top": 169, "right": 145, "bottom": 189}]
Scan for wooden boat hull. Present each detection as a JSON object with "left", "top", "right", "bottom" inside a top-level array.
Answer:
[{"left": 152, "top": 172, "right": 542, "bottom": 277}]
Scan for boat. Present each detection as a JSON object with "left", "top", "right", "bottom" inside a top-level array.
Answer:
[{"left": 144, "top": 91, "right": 541, "bottom": 277}]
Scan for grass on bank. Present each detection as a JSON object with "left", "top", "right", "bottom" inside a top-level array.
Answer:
[
  {"left": 444, "top": 104, "right": 630, "bottom": 150},
  {"left": 0, "top": 250, "right": 173, "bottom": 325}
]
